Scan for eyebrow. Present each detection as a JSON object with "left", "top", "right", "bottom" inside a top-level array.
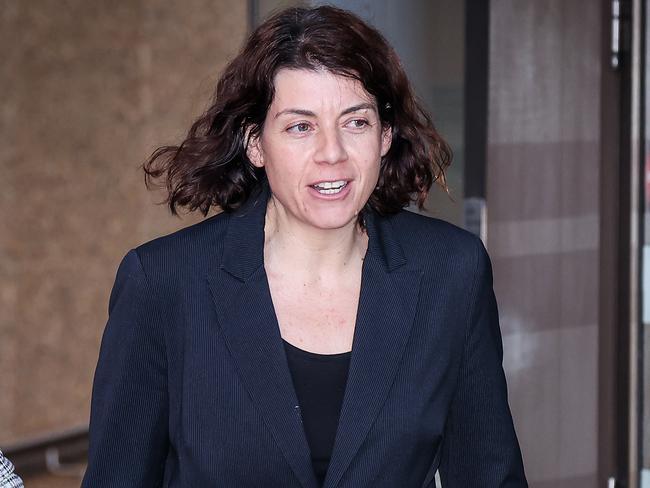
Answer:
[{"left": 274, "top": 102, "right": 377, "bottom": 119}]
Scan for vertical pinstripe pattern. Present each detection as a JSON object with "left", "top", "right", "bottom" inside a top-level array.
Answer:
[{"left": 83, "top": 182, "right": 526, "bottom": 487}]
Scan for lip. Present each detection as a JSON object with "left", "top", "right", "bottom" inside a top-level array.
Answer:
[{"left": 307, "top": 179, "right": 353, "bottom": 200}]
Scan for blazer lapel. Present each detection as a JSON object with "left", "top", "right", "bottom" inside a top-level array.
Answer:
[
  {"left": 323, "top": 211, "right": 424, "bottom": 488},
  {"left": 204, "top": 183, "right": 422, "bottom": 488},
  {"left": 205, "top": 185, "right": 319, "bottom": 488}
]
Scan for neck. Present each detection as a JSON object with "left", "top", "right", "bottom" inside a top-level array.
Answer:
[{"left": 263, "top": 197, "right": 368, "bottom": 276}]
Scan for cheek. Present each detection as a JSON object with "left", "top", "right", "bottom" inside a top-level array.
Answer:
[
  {"left": 362, "top": 149, "right": 382, "bottom": 178},
  {"left": 356, "top": 159, "right": 381, "bottom": 197},
  {"left": 263, "top": 153, "right": 309, "bottom": 200}
]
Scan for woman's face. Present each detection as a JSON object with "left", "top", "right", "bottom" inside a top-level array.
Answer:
[{"left": 248, "top": 68, "right": 392, "bottom": 232}]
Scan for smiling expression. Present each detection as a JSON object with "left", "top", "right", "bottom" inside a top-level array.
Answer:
[{"left": 248, "top": 68, "right": 392, "bottom": 232}]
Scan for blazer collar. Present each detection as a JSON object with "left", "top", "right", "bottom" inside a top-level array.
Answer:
[
  {"left": 219, "top": 182, "right": 268, "bottom": 281},
  {"left": 208, "top": 182, "right": 422, "bottom": 488}
]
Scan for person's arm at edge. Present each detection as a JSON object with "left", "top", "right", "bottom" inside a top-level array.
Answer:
[
  {"left": 0, "top": 450, "right": 24, "bottom": 488},
  {"left": 438, "top": 237, "right": 528, "bottom": 487},
  {"left": 81, "top": 249, "right": 169, "bottom": 487}
]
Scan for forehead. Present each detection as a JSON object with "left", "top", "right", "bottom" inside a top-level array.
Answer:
[{"left": 270, "top": 68, "right": 375, "bottom": 111}]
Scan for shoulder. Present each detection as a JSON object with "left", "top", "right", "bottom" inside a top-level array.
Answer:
[
  {"left": 379, "top": 209, "right": 492, "bottom": 297},
  {"left": 137, "top": 211, "right": 229, "bottom": 262},
  {"left": 385, "top": 209, "right": 484, "bottom": 270},
  {"left": 114, "top": 211, "right": 232, "bottom": 289}
]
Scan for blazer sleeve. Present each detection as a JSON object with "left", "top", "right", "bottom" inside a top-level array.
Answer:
[
  {"left": 82, "top": 250, "right": 169, "bottom": 487},
  {"left": 438, "top": 239, "right": 528, "bottom": 487}
]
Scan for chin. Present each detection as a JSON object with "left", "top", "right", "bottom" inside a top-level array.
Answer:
[
  {"left": 301, "top": 194, "right": 367, "bottom": 230},
  {"left": 305, "top": 211, "right": 359, "bottom": 230}
]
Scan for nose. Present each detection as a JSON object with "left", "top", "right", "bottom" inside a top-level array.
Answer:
[{"left": 313, "top": 127, "right": 348, "bottom": 165}]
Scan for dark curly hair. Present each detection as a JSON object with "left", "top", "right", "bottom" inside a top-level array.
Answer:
[{"left": 143, "top": 5, "right": 451, "bottom": 217}]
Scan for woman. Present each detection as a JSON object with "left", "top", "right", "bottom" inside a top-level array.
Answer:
[{"left": 83, "top": 6, "right": 527, "bottom": 487}]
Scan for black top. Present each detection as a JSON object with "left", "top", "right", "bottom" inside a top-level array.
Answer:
[{"left": 283, "top": 339, "right": 351, "bottom": 486}]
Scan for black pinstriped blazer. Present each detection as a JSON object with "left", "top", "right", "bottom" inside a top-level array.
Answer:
[{"left": 82, "top": 183, "right": 527, "bottom": 487}]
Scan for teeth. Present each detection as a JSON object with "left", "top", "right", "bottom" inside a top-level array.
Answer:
[
  {"left": 313, "top": 180, "right": 346, "bottom": 189},
  {"left": 312, "top": 180, "right": 347, "bottom": 194}
]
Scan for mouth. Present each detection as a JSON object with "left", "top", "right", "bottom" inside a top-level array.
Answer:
[{"left": 310, "top": 180, "right": 349, "bottom": 195}]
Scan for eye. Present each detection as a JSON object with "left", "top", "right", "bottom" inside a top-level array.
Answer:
[
  {"left": 347, "top": 119, "right": 369, "bottom": 129},
  {"left": 287, "top": 122, "right": 311, "bottom": 133}
]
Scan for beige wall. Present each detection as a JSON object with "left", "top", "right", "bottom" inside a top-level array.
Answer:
[{"left": 0, "top": 0, "right": 247, "bottom": 482}]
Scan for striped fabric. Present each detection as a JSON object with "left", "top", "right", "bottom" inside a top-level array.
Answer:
[
  {"left": 83, "top": 182, "right": 527, "bottom": 486},
  {"left": 0, "top": 450, "right": 23, "bottom": 488}
]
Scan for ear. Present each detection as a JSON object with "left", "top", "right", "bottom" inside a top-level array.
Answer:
[
  {"left": 380, "top": 125, "right": 392, "bottom": 157},
  {"left": 245, "top": 129, "right": 265, "bottom": 168}
]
